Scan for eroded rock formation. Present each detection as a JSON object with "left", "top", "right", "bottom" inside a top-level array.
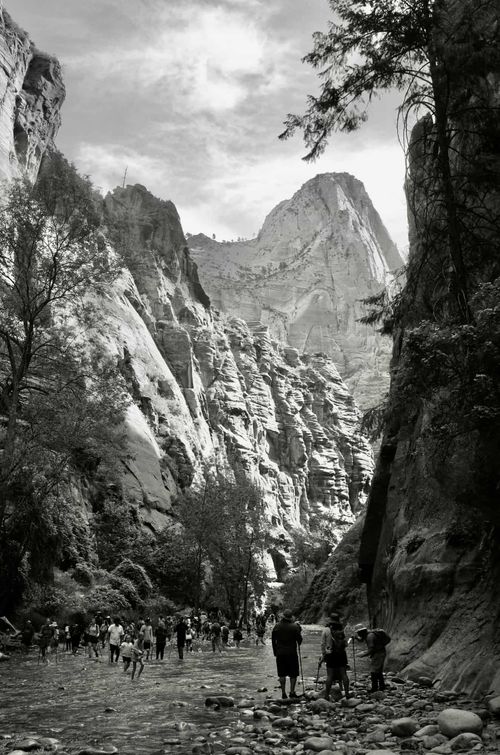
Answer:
[
  {"left": 189, "top": 174, "right": 404, "bottom": 411},
  {"left": 0, "top": 9, "right": 64, "bottom": 182}
]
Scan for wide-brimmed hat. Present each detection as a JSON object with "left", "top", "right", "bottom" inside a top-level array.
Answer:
[
  {"left": 282, "top": 609, "right": 293, "bottom": 619},
  {"left": 327, "top": 613, "right": 340, "bottom": 624},
  {"left": 354, "top": 623, "right": 367, "bottom": 637}
]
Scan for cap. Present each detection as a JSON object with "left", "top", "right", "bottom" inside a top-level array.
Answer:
[{"left": 282, "top": 609, "right": 293, "bottom": 619}]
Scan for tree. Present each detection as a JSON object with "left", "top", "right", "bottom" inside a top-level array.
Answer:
[
  {"left": 280, "top": 0, "right": 500, "bottom": 322},
  {"left": 0, "top": 153, "right": 128, "bottom": 612},
  {"left": 177, "top": 471, "right": 268, "bottom": 624}
]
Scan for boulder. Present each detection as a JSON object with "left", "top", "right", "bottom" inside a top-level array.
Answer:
[
  {"left": 422, "top": 734, "right": 449, "bottom": 749},
  {"left": 303, "top": 736, "right": 335, "bottom": 752},
  {"left": 391, "top": 718, "right": 420, "bottom": 737},
  {"left": 487, "top": 695, "right": 500, "bottom": 717},
  {"left": 437, "top": 709, "right": 483, "bottom": 738},
  {"left": 448, "top": 732, "right": 483, "bottom": 751},
  {"left": 15, "top": 741, "right": 41, "bottom": 752},
  {"left": 272, "top": 717, "right": 295, "bottom": 729},
  {"left": 415, "top": 725, "right": 440, "bottom": 737}
]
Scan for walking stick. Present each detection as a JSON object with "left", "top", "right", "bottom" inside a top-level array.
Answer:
[
  {"left": 298, "top": 644, "right": 305, "bottom": 696},
  {"left": 315, "top": 657, "right": 323, "bottom": 689},
  {"left": 352, "top": 637, "right": 357, "bottom": 685}
]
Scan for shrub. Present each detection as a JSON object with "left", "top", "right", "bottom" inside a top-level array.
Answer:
[
  {"left": 84, "top": 585, "right": 130, "bottom": 615},
  {"left": 72, "top": 562, "right": 94, "bottom": 587},
  {"left": 112, "top": 559, "right": 153, "bottom": 598}
]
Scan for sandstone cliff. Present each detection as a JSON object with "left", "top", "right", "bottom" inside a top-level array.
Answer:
[
  {"left": 358, "top": 3, "right": 500, "bottom": 695},
  {"left": 91, "top": 183, "right": 373, "bottom": 574},
  {"left": 0, "top": 10, "right": 64, "bottom": 182},
  {"left": 189, "top": 174, "right": 404, "bottom": 411}
]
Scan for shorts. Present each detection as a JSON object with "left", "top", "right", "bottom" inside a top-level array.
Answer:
[
  {"left": 325, "top": 650, "right": 347, "bottom": 669},
  {"left": 89, "top": 636, "right": 98, "bottom": 644},
  {"left": 369, "top": 649, "right": 386, "bottom": 673},
  {"left": 276, "top": 654, "right": 299, "bottom": 678},
  {"left": 143, "top": 641, "right": 151, "bottom": 649}
]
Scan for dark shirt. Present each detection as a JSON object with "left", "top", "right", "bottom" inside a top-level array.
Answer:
[
  {"left": 271, "top": 618, "right": 302, "bottom": 656},
  {"left": 175, "top": 621, "right": 187, "bottom": 644}
]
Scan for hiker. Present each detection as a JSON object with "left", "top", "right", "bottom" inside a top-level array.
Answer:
[
  {"left": 108, "top": 617, "right": 124, "bottom": 663},
  {"left": 174, "top": 616, "right": 187, "bottom": 659},
  {"left": 233, "top": 627, "right": 243, "bottom": 648},
  {"left": 131, "top": 637, "right": 144, "bottom": 680},
  {"left": 221, "top": 624, "right": 229, "bottom": 647},
  {"left": 70, "top": 623, "right": 82, "bottom": 654},
  {"left": 320, "top": 614, "right": 350, "bottom": 699},
  {"left": 142, "top": 618, "right": 153, "bottom": 660},
  {"left": 354, "top": 624, "right": 390, "bottom": 692},
  {"left": 155, "top": 620, "right": 167, "bottom": 660},
  {"left": 100, "top": 617, "right": 110, "bottom": 648},
  {"left": 86, "top": 617, "right": 100, "bottom": 658},
  {"left": 38, "top": 619, "right": 54, "bottom": 663},
  {"left": 64, "top": 624, "right": 71, "bottom": 652},
  {"left": 185, "top": 622, "right": 194, "bottom": 652},
  {"left": 120, "top": 634, "right": 134, "bottom": 673},
  {"left": 210, "top": 620, "right": 222, "bottom": 653},
  {"left": 20, "top": 620, "right": 35, "bottom": 653},
  {"left": 271, "top": 608, "right": 302, "bottom": 699},
  {"left": 256, "top": 618, "right": 266, "bottom": 646}
]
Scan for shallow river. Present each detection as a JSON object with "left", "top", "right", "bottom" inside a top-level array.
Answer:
[{"left": 1, "top": 627, "right": 368, "bottom": 755}]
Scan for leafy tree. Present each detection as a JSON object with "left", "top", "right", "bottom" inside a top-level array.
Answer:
[
  {"left": 177, "top": 471, "right": 267, "bottom": 624},
  {"left": 280, "top": 0, "right": 500, "bottom": 322},
  {"left": 0, "top": 153, "right": 128, "bottom": 612}
]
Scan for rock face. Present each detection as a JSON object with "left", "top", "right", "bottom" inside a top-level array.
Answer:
[
  {"left": 358, "top": 2, "right": 500, "bottom": 696},
  {"left": 189, "top": 173, "right": 404, "bottom": 411},
  {"left": 0, "top": 10, "right": 64, "bottom": 181},
  {"left": 91, "top": 184, "right": 373, "bottom": 569}
]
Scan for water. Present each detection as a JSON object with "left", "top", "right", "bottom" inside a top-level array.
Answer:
[{"left": 1, "top": 627, "right": 363, "bottom": 754}]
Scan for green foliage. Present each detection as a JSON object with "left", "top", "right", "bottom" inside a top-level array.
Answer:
[
  {"left": 0, "top": 153, "right": 128, "bottom": 613},
  {"left": 146, "top": 527, "right": 203, "bottom": 606},
  {"left": 111, "top": 559, "right": 153, "bottom": 599},
  {"left": 72, "top": 562, "right": 94, "bottom": 587},
  {"left": 85, "top": 584, "right": 131, "bottom": 616},
  {"left": 92, "top": 497, "right": 153, "bottom": 571}
]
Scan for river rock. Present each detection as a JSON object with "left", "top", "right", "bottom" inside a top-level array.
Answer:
[
  {"left": 391, "top": 718, "right": 419, "bottom": 737},
  {"left": 272, "top": 717, "right": 295, "bottom": 729},
  {"left": 422, "top": 734, "right": 449, "bottom": 749},
  {"left": 205, "top": 696, "right": 235, "bottom": 707},
  {"left": 192, "top": 744, "right": 213, "bottom": 755},
  {"left": 448, "top": 732, "right": 483, "bottom": 750},
  {"left": 224, "top": 748, "right": 253, "bottom": 755},
  {"left": 487, "top": 696, "right": 500, "bottom": 717},
  {"left": 15, "top": 740, "right": 41, "bottom": 751},
  {"left": 78, "top": 749, "right": 118, "bottom": 755},
  {"left": 340, "top": 697, "right": 361, "bottom": 708},
  {"left": 309, "top": 699, "right": 336, "bottom": 713},
  {"left": 437, "top": 710, "right": 483, "bottom": 738},
  {"left": 303, "top": 736, "right": 335, "bottom": 751},
  {"left": 415, "top": 725, "right": 440, "bottom": 737}
]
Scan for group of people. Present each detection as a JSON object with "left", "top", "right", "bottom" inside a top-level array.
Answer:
[
  {"left": 271, "top": 610, "right": 390, "bottom": 699},
  {"left": 18, "top": 608, "right": 389, "bottom": 697}
]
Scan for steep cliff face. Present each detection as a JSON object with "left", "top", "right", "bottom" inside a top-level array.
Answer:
[
  {"left": 189, "top": 173, "right": 403, "bottom": 411},
  {"left": 89, "top": 184, "right": 373, "bottom": 571},
  {"left": 359, "top": 3, "right": 500, "bottom": 696},
  {"left": 0, "top": 10, "right": 64, "bottom": 181}
]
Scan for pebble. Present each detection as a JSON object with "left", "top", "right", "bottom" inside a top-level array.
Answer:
[{"left": 391, "top": 717, "right": 420, "bottom": 737}]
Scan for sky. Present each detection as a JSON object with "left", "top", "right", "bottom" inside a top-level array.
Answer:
[{"left": 13, "top": 0, "right": 409, "bottom": 251}]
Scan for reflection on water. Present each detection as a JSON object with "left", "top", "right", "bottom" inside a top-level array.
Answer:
[{"left": 0, "top": 627, "right": 343, "bottom": 754}]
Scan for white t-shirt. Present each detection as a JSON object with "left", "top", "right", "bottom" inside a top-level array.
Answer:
[
  {"left": 108, "top": 624, "right": 124, "bottom": 645},
  {"left": 120, "top": 641, "right": 133, "bottom": 659}
]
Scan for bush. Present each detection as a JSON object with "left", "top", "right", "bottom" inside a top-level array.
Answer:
[
  {"left": 72, "top": 562, "right": 94, "bottom": 587},
  {"left": 107, "top": 574, "right": 142, "bottom": 609},
  {"left": 112, "top": 559, "right": 153, "bottom": 598},
  {"left": 84, "top": 585, "right": 130, "bottom": 615}
]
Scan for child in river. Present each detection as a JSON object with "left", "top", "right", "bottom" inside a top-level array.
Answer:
[
  {"left": 120, "top": 635, "right": 134, "bottom": 673},
  {"left": 131, "top": 637, "right": 144, "bottom": 680}
]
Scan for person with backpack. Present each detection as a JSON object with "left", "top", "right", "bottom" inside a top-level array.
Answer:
[
  {"left": 271, "top": 608, "right": 303, "bottom": 699},
  {"left": 320, "top": 614, "right": 350, "bottom": 699},
  {"left": 354, "top": 624, "right": 391, "bottom": 692},
  {"left": 210, "top": 620, "right": 222, "bottom": 653}
]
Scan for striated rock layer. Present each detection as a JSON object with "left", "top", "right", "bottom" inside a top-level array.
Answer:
[
  {"left": 0, "top": 9, "right": 64, "bottom": 182},
  {"left": 82, "top": 184, "right": 373, "bottom": 573},
  {"left": 189, "top": 173, "right": 404, "bottom": 411}
]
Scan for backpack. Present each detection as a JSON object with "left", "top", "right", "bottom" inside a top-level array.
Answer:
[
  {"left": 371, "top": 628, "right": 391, "bottom": 648},
  {"left": 330, "top": 627, "right": 346, "bottom": 651}
]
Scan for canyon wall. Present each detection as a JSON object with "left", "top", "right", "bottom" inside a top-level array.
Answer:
[
  {"left": 358, "top": 2, "right": 500, "bottom": 696},
  {"left": 0, "top": 10, "right": 373, "bottom": 577},
  {"left": 189, "top": 174, "right": 404, "bottom": 411}
]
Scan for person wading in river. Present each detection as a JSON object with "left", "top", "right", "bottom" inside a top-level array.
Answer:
[
  {"left": 354, "top": 624, "right": 391, "bottom": 693},
  {"left": 320, "top": 614, "right": 351, "bottom": 700},
  {"left": 271, "top": 609, "right": 302, "bottom": 699},
  {"left": 108, "top": 618, "right": 124, "bottom": 663},
  {"left": 174, "top": 616, "right": 187, "bottom": 659}
]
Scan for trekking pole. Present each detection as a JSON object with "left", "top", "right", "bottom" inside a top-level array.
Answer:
[
  {"left": 298, "top": 645, "right": 305, "bottom": 696},
  {"left": 315, "top": 657, "right": 323, "bottom": 689},
  {"left": 352, "top": 637, "right": 357, "bottom": 685}
]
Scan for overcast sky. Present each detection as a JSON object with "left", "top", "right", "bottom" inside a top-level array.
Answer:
[{"left": 14, "top": 0, "right": 409, "bottom": 250}]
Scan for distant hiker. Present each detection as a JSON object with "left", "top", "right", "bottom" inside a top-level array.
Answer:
[
  {"left": 355, "top": 624, "right": 390, "bottom": 692},
  {"left": 155, "top": 620, "right": 167, "bottom": 660},
  {"left": 20, "top": 620, "right": 34, "bottom": 653},
  {"left": 221, "top": 624, "right": 229, "bottom": 647},
  {"left": 185, "top": 623, "right": 194, "bottom": 652},
  {"left": 64, "top": 624, "right": 71, "bottom": 651},
  {"left": 100, "top": 618, "right": 110, "bottom": 648},
  {"left": 174, "top": 616, "right": 187, "bottom": 659},
  {"left": 320, "top": 615, "right": 350, "bottom": 699},
  {"left": 120, "top": 635, "right": 134, "bottom": 673},
  {"left": 38, "top": 619, "right": 54, "bottom": 663},
  {"left": 256, "top": 619, "right": 266, "bottom": 646},
  {"left": 131, "top": 637, "right": 144, "bottom": 680},
  {"left": 210, "top": 621, "right": 222, "bottom": 653},
  {"left": 233, "top": 627, "right": 243, "bottom": 648},
  {"left": 108, "top": 618, "right": 124, "bottom": 663},
  {"left": 271, "top": 608, "right": 302, "bottom": 699},
  {"left": 142, "top": 618, "right": 153, "bottom": 660},
  {"left": 86, "top": 618, "right": 100, "bottom": 658}
]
